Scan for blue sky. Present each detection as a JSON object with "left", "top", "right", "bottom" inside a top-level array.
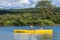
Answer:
[
  {"left": 52, "top": 0, "right": 60, "bottom": 7},
  {"left": 0, "top": 0, "right": 60, "bottom": 9}
]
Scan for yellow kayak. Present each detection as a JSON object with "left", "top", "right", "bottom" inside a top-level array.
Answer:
[{"left": 14, "top": 29, "right": 53, "bottom": 34}]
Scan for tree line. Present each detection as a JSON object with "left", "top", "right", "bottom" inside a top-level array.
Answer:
[{"left": 0, "top": 0, "right": 60, "bottom": 26}]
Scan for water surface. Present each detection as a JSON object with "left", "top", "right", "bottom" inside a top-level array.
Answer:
[{"left": 0, "top": 26, "right": 60, "bottom": 40}]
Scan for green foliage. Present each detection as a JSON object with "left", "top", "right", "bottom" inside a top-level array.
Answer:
[
  {"left": 0, "top": 0, "right": 59, "bottom": 26},
  {"left": 0, "top": 14, "right": 55, "bottom": 26},
  {"left": 43, "top": 19, "right": 55, "bottom": 25}
]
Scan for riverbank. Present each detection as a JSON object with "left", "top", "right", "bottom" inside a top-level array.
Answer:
[{"left": 0, "top": 14, "right": 56, "bottom": 26}]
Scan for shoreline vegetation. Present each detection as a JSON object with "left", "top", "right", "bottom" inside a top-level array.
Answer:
[
  {"left": 0, "top": 13, "right": 58, "bottom": 26},
  {"left": 0, "top": 0, "right": 60, "bottom": 26}
]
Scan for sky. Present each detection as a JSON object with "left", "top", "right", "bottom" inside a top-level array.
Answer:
[{"left": 0, "top": 0, "right": 60, "bottom": 9}]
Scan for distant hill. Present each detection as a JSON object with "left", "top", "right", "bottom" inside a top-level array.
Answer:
[{"left": 0, "top": 7, "right": 60, "bottom": 14}]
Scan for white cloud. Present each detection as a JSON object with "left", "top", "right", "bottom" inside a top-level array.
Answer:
[
  {"left": 30, "top": 4, "right": 36, "bottom": 7},
  {"left": 0, "top": 0, "right": 39, "bottom": 9},
  {"left": 19, "top": 0, "right": 30, "bottom": 4},
  {"left": 32, "top": 0, "right": 40, "bottom": 2}
]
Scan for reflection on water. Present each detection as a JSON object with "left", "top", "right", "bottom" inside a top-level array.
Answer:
[
  {"left": 0, "top": 33, "right": 14, "bottom": 40},
  {"left": 14, "top": 33, "right": 53, "bottom": 40},
  {"left": 0, "top": 26, "right": 60, "bottom": 40}
]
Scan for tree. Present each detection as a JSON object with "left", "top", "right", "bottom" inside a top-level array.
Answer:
[
  {"left": 36, "top": 0, "right": 54, "bottom": 10},
  {"left": 35, "top": 0, "right": 56, "bottom": 20}
]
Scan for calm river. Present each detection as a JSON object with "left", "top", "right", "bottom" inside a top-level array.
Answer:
[{"left": 0, "top": 26, "right": 60, "bottom": 40}]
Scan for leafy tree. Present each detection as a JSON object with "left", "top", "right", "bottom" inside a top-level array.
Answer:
[{"left": 35, "top": 0, "right": 56, "bottom": 21}]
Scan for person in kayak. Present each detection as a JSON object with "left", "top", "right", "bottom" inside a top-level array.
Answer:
[
  {"left": 40, "top": 27, "right": 43, "bottom": 29},
  {"left": 30, "top": 25, "right": 33, "bottom": 30}
]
